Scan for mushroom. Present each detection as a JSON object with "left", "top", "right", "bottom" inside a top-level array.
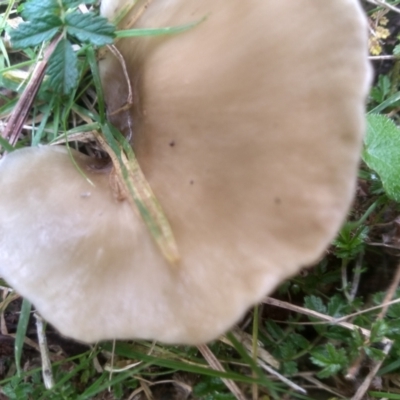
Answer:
[{"left": 0, "top": 0, "right": 371, "bottom": 344}]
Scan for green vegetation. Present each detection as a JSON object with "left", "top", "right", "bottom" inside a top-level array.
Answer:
[{"left": 2, "top": 0, "right": 400, "bottom": 399}]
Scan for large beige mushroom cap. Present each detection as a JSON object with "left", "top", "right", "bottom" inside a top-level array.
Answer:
[{"left": 0, "top": 0, "right": 370, "bottom": 344}]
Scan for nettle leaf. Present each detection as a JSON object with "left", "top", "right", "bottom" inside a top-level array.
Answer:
[
  {"left": 65, "top": 12, "right": 115, "bottom": 46},
  {"left": 11, "top": 16, "right": 61, "bottom": 48},
  {"left": 310, "top": 343, "right": 348, "bottom": 379},
  {"left": 46, "top": 39, "right": 79, "bottom": 95},
  {"left": 21, "top": 0, "right": 60, "bottom": 21},
  {"left": 363, "top": 114, "right": 400, "bottom": 202}
]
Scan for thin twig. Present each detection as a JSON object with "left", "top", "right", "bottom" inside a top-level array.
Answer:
[
  {"left": 349, "top": 253, "right": 364, "bottom": 302},
  {"left": 370, "top": 55, "right": 398, "bottom": 60},
  {"left": 366, "top": 0, "right": 400, "bottom": 14},
  {"left": 263, "top": 297, "right": 392, "bottom": 344},
  {"left": 257, "top": 359, "right": 307, "bottom": 395},
  {"left": 222, "top": 330, "right": 306, "bottom": 394},
  {"left": 351, "top": 340, "right": 392, "bottom": 400},
  {"left": 377, "top": 263, "right": 400, "bottom": 320},
  {"left": 1, "top": 34, "right": 62, "bottom": 149},
  {"left": 296, "top": 373, "right": 347, "bottom": 399}
]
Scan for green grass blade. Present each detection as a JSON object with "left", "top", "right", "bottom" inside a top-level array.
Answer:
[
  {"left": 15, "top": 298, "right": 31, "bottom": 376},
  {"left": 115, "top": 18, "right": 205, "bottom": 38}
]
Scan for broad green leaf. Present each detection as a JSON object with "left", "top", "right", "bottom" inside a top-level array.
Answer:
[
  {"left": 21, "top": 0, "right": 59, "bottom": 21},
  {"left": 10, "top": 16, "right": 61, "bottom": 48},
  {"left": 363, "top": 114, "right": 400, "bottom": 201},
  {"left": 65, "top": 12, "right": 115, "bottom": 46},
  {"left": 46, "top": 39, "right": 78, "bottom": 95}
]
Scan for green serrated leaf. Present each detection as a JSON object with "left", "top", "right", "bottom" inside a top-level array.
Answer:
[
  {"left": 10, "top": 16, "right": 61, "bottom": 48},
  {"left": 333, "top": 224, "right": 368, "bottom": 259},
  {"left": 370, "top": 75, "right": 391, "bottom": 104},
  {"left": 352, "top": 329, "right": 365, "bottom": 348},
  {"left": 394, "top": 44, "right": 400, "bottom": 56},
  {"left": 282, "top": 361, "right": 298, "bottom": 376},
  {"left": 365, "top": 346, "right": 386, "bottom": 361},
  {"left": 370, "top": 319, "right": 388, "bottom": 343},
  {"left": 279, "top": 341, "right": 297, "bottom": 360},
  {"left": 325, "top": 326, "right": 352, "bottom": 342},
  {"left": 363, "top": 114, "right": 400, "bottom": 201},
  {"left": 265, "top": 320, "right": 284, "bottom": 341},
  {"left": 327, "top": 294, "right": 347, "bottom": 317},
  {"left": 304, "top": 295, "right": 327, "bottom": 314},
  {"left": 310, "top": 343, "right": 347, "bottom": 378},
  {"left": 46, "top": 39, "right": 79, "bottom": 95},
  {"left": 21, "top": 0, "right": 60, "bottom": 21},
  {"left": 65, "top": 12, "right": 115, "bottom": 46},
  {"left": 288, "top": 332, "right": 310, "bottom": 350}
]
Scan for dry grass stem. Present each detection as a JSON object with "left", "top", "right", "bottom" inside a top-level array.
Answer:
[
  {"left": 296, "top": 373, "right": 347, "bottom": 399},
  {"left": 257, "top": 359, "right": 307, "bottom": 395},
  {"left": 34, "top": 313, "right": 54, "bottom": 390},
  {"left": 377, "top": 263, "right": 400, "bottom": 320},
  {"left": 366, "top": 0, "right": 400, "bottom": 14},
  {"left": 1, "top": 34, "right": 62, "bottom": 149},
  {"left": 264, "top": 297, "right": 391, "bottom": 344},
  {"left": 197, "top": 344, "right": 247, "bottom": 400},
  {"left": 351, "top": 340, "right": 392, "bottom": 400}
]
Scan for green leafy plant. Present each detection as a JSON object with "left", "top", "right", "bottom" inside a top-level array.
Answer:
[
  {"left": 10, "top": 0, "right": 115, "bottom": 95},
  {"left": 310, "top": 343, "right": 348, "bottom": 379},
  {"left": 3, "top": 1, "right": 400, "bottom": 399}
]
